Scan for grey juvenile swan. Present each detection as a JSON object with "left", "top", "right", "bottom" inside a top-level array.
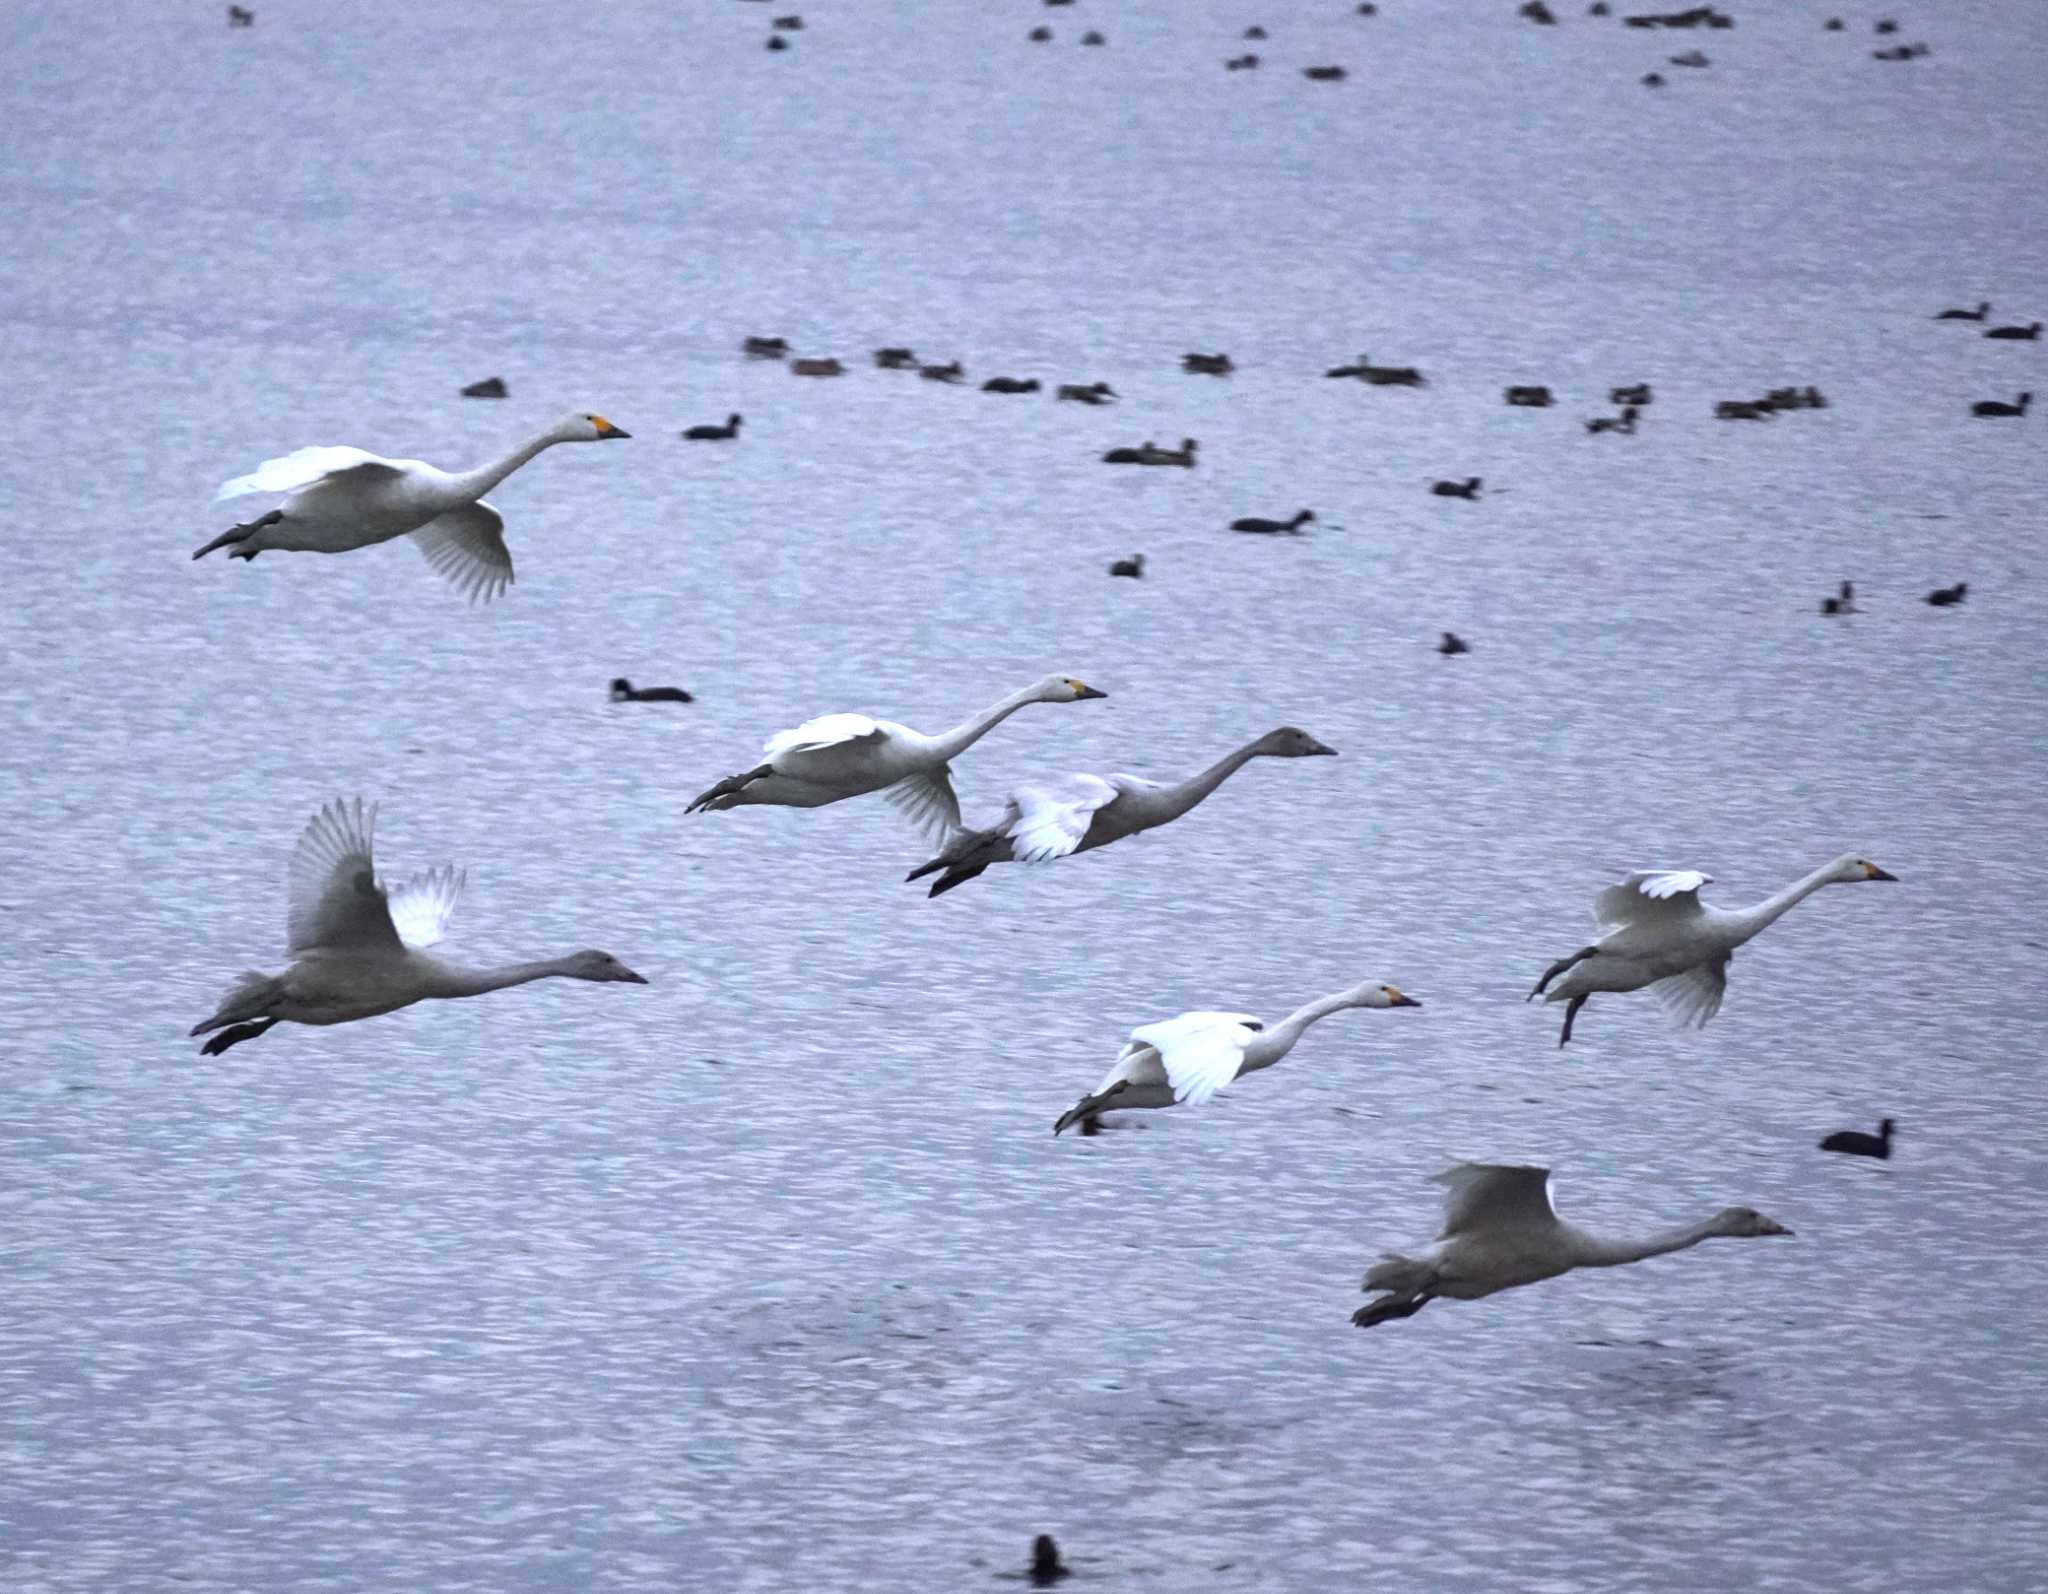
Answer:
[
  {"left": 1352, "top": 1163, "right": 1793, "bottom": 1327},
  {"left": 907, "top": 726, "right": 1335, "bottom": 895},
  {"left": 189, "top": 798, "right": 646, "bottom": 1056}
]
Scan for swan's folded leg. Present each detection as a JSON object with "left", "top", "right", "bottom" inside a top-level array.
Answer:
[
  {"left": 927, "top": 862, "right": 990, "bottom": 897},
  {"left": 686, "top": 765, "right": 772, "bottom": 814},
  {"left": 200, "top": 1017, "right": 278, "bottom": 1056},
  {"left": 1529, "top": 946, "right": 1594, "bottom": 1000},
  {"left": 1054, "top": 1081, "right": 1129, "bottom": 1135},
  {"left": 1351, "top": 1293, "right": 1433, "bottom": 1328},
  {"left": 1558, "top": 993, "right": 1588, "bottom": 1047},
  {"left": 192, "top": 509, "right": 282, "bottom": 561}
]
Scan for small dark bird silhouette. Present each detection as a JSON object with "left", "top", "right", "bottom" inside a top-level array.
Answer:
[
  {"left": 981, "top": 376, "right": 1041, "bottom": 394},
  {"left": 874, "top": 347, "right": 918, "bottom": 368},
  {"left": 611, "top": 678, "right": 693, "bottom": 703},
  {"left": 1109, "top": 554, "right": 1145, "bottom": 579},
  {"left": 766, "top": 34, "right": 788, "bottom": 51},
  {"left": 682, "top": 413, "right": 742, "bottom": 441},
  {"left": 460, "top": 376, "right": 507, "bottom": 399},
  {"left": 1520, "top": 0, "right": 1557, "bottom": 23},
  {"left": 1245, "top": 25, "right": 1267, "bottom": 39},
  {"left": 1820, "top": 1117, "right": 1894, "bottom": 1158},
  {"left": 1985, "top": 322, "right": 2042, "bottom": 341},
  {"left": 1438, "top": 631, "right": 1470, "bottom": 655},
  {"left": 1231, "top": 509, "right": 1314, "bottom": 534},
  {"left": 1970, "top": 392, "right": 2030, "bottom": 417},
  {"left": 1431, "top": 477, "right": 1482, "bottom": 499},
  {"left": 1029, "top": 24, "right": 1052, "bottom": 40},
  {"left": 1642, "top": 72, "right": 1666, "bottom": 86},
  {"left": 1934, "top": 301, "right": 1989, "bottom": 321},
  {"left": 226, "top": 4, "right": 254, "bottom": 24},
  {"left": 1925, "top": 581, "right": 1967, "bottom": 607},
  {"left": 1303, "top": 64, "right": 1348, "bottom": 80},
  {"left": 1820, "top": 579, "right": 1855, "bottom": 615},
  {"left": 1029, "top": 1534, "right": 1072, "bottom": 1586},
  {"left": 1081, "top": 29, "right": 1105, "bottom": 45}
]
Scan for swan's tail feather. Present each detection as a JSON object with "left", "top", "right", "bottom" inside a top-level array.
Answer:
[
  {"left": 1362, "top": 1252, "right": 1433, "bottom": 1295},
  {"left": 190, "top": 971, "right": 284, "bottom": 1036},
  {"left": 1354, "top": 1252, "right": 1439, "bottom": 1327}
]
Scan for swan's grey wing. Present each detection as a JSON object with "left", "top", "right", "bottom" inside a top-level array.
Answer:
[
  {"left": 286, "top": 797, "right": 402, "bottom": 955},
  {"left": 1006, "top": 774, "right": 1120, "bottom": 863},
  {"left": 1652, "top": 956, "right": 1728, "bottom": 1029},
  {"left": 1593, "top": 869, "right": 1711, "bottom": 928},
  {"left": 383, "top": 864, "right": 465, "bottom": 950},
  {"left": 1432, "top": 1163, "right": 1558, "bottom": 1239},
  {"left": 1129, "top": 1011, "right": 1261, "bottom": 1106},
  {"left": 410, "top": 500, "right": 513, "bottom": 604},
  {"left": 214, "top": 446, "right": 403, "bottom": 501},
  {"left": 762, "top": 713, "right": 888, "bottom": 759},
  {"left": 880, "top": 766, "right": 963, "bottom": 840}
]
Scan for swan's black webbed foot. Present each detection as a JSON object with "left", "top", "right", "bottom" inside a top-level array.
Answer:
[
  {"left": 201, "top": 1017, "right": 277, "bottom": 1056},
  {"left": 1529, "top": 946, "right": 1595, "bottom": 999},
  {"left": 1558, "top": 994, "right": 1588, "bottom": 1047},
  {"left": 193, "top": 508, "right": 282, "bottom": 561},
  {"left": 1352, "top": 1293, "right": 1432, "bottom": 1328},
  {"left": 685, "top": 764, "right": 772, "bottom": 814}
]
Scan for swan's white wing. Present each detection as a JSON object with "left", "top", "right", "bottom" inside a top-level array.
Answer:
[
  {"left": 1130, "top": 1011, "right": 1261, "bottom": 1106},
  {"left": 1593, "top": 869, "right": 1711, "bottom": 928},
  {"left": 1652, "top": 956, "right": 1728, "bottom": 1029},
  {"left": 383, "top": 864, "right": 465, "bottom": 950},
  {"left": 1090, "top": 1038, "right": 1168, "bottom": 1096},
  {"left": 762, "top": 713, "right": 889, "bottom": 759},
  {"left": 880, "top": 766, "right": 963, "bottom": 839},
  {"left": 286, "top": 797, "right": 402, "bottom": 955},
  {"left": 1432, "top": 1163, "right": 1558, "bottom": 1239},
  {"left": 410, "top": 501, "right": 513, "bottom": 604},
  {"left": 1006, "top": 774, "right": 1119, "bottom": 863},
  {"left": 214, "top": 446, "right": 403, "bottom": 501}
]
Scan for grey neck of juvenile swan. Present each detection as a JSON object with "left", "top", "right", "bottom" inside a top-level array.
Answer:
[
  {"left": 1572, "top": 1214, "right": 1727, "bottom": 1269},
  {"left": 424, "top": 955, "right": 588, "bottom": 1000},
  {"left": 1149, "top": 738, "right": 1269, "bottom": 825},
  {"left": 1242, "top": 989, "right": 1355, "bottom": 1074},
  {"left": 1730, "top": 858, "right": 1845, "bottom": 944},
  {"left": 928, "top": 683, "right": 1048, "bottom": 762},
  {"left": 451, "top": 425, "right": 566, "bottom": 500}
]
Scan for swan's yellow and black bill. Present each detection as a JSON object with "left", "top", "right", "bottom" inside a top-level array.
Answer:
[
  {"left": 1863, "top": 862, "right": 1898, "bottom": 881},
  {"left": 1071, "top": 682, "right": 1108, "bottom": 699},
  {"left": 1388, "top": 989, "right": 1420, "bottom": 1007},
  {"left": 592, "top": 415, "right": 630, "bottom": 439}
]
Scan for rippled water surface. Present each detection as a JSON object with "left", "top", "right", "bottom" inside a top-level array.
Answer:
[{"left": 4, "top": 1, "right": 2047, "bottom": 1590}]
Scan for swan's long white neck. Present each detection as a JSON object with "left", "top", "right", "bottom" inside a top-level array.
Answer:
[
  {"left": 928, "top": 684, "right": 1047, "bottom": 762},
  {"left": 422, "top": 955, "right": 584, "bottom": 1000},
  {"left": 1157, "top": 739, "right": 1266, "bottom": 824},
  {"left": 449, "top": 426, "right": 565, "bottom": 500},
  {"left": 1728, "top": 859, "right": 1843, "bottom": 944},
  {"left": 1243, "top": 989, "right": 1354, "bottom": 1072},
  {"left": 1571, "top": 1215, "right": 1725, "bottom": 1268}
]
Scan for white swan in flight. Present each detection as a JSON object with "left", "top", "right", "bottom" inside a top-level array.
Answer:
[
  {"left": 189, "top": 798, "right": 646, "bottom": 1056},
  {"left": 685, "top": 675, "right": 1107, "bottom": 838},
  {"left": 1528, "top": 853, "right": 1897, "bottom": 1045},
  {"left": 1054, "top": 979, "right": 1419, "bottom": 1134},
  {"left": 1352, "top": 1163, "right": 1792, "bottom": 1327},
  {"left": 907, "top": 726, "right": 1335, "bottom": 895},
  {"left": 193, "top": 411, "right": 630, "bottom": 601}
]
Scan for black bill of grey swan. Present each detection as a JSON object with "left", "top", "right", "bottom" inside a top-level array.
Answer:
[
  {"left": 189, "top": 798, "right": 645, "bottom": 1056},
  {"left": 193, "top": 411, "right": 629, "bottom": 602},
  {"left": 1528, "top": 854, "right": 1898, "bottom": 1046},
  {"left": 1351, "top": 1164, "right": 1793, "bottom": 1327},
  {"left": 906, "top": 726, "right": 1335, "bottom": 896},
  {"left": 686, "top": 675, "right": 1108, "bottom": 838},
  {"left": 1053, "top": 981, "right": 1420, "bottom": 1134}
]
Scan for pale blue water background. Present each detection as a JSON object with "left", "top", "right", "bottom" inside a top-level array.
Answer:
[{"left": 3, "top": 1, "right": 2047, "bottom": 1589}]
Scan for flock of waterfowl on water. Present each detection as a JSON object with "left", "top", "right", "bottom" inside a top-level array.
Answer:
[
  {"left": 187, "top": 7, "right": 2021, "bottom": 1344},
  {"left": 187, "top": 317, "right": 1959, "bottom": 1330}
]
